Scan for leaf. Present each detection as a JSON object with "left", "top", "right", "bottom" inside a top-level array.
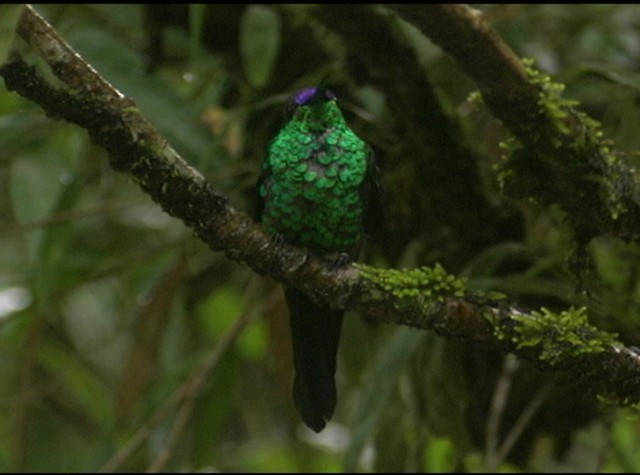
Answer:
[
  {"left": 344, "top": 327, "right": 424, "bottom": 471},
  {"left": 10, "top": 153, "right": 65, "bottom": 265},
  {"left": 64, "top": 26, "right": 219, "bottom": 170},
  {"left": 0, "top": 5, "right": 25, "bottom": 65},
  {"left": 189, "top": 4, "right": 208, "bottom": 63},
  {"left": 37, "top": 336, "right": 114, "bottom": 428},
  {"left": 239, "top": 5, "right": 281, "bottom": 89},
  {"left": 10, "top": 126, "right": 88, "bottom": 308}
]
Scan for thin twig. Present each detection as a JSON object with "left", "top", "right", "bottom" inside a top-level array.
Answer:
[
  {"left": 145, "top": 283, "right": 279, "bottom": 473},
  {"left": 101, "top": 285, "right": 279, "bottom": 472},
  {"left": 100, "top": 314, "right": 247, "bottom": 472},
  {"left": 494, "top": 376, "right": 557, "bottom": 469},
  {"left": 484, "top": 354, "right": 520, "bottom": 469},
  {"left": 102, "top": 294, "right": 243, "bottom": 471}
]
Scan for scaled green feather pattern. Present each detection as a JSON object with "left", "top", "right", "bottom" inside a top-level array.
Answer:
[{"left": 260, "top": 98, "right": 370, "bottom": 252}]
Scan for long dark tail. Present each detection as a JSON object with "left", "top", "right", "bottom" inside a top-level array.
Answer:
[{"left": 285, "top": 287, "right": 343, "bottom": 432}]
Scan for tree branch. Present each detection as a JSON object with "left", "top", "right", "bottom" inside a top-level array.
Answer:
[
  {"left": 387, "top": 4, "right": 640, "bottom": 246},
  {"left": 3, "top": 5, "right": 640, "bottom": 407}
]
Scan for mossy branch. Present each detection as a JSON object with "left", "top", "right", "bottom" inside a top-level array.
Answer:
[
  {"left": 3, "top": 5, "right": 640, "bottom": 405},
  {"left": 353, "top": 264, "right": 640, "bottom": 404},
  {"left": 387, "top": 4, "right": 640, "bottom": 246}
]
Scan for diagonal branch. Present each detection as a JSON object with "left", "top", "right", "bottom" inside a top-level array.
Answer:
[
  {"left": 3, "top": 5, "right": 640, "bottom": 407},
  {"left": 387, "top": 4, "right": 640, "bottom": 246}
]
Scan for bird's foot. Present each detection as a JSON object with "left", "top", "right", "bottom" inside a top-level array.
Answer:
[
  {"left": 329, "top": 252, "right": 352, "bottom": 272},
  {"left": 269, "top": 232, "right": 287, "bottom": 259}
]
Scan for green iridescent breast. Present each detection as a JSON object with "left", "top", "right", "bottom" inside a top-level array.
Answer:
[{"left": 260, "top": 99, "right": 370, "bottom": 253}]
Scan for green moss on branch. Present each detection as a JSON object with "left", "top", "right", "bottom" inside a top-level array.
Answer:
[
  {"left": 496, "top": 59, "right": 639, "bottom": 246},
  {"left": 356, "top": 262, "right": 466, "bottom": 305},
  {"left": 496, "top": 306, "right": 619, "bottom": 365}
]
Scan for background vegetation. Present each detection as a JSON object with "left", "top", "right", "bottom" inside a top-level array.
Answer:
[{"left": 2, "top": 4, "right": 640, "bottom": 472}]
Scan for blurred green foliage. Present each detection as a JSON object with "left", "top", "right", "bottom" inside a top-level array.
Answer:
[{"left": 3, "top": 4, "right": 640, "bottom": 472}]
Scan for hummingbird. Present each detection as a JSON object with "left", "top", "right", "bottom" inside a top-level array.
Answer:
[{"left": 259, "top": 85, "right": 376, "bottom": 432}]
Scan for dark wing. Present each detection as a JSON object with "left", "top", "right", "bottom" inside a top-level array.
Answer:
[{"left": 360, "top": 146, "right": 383, "bottom": 239}]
